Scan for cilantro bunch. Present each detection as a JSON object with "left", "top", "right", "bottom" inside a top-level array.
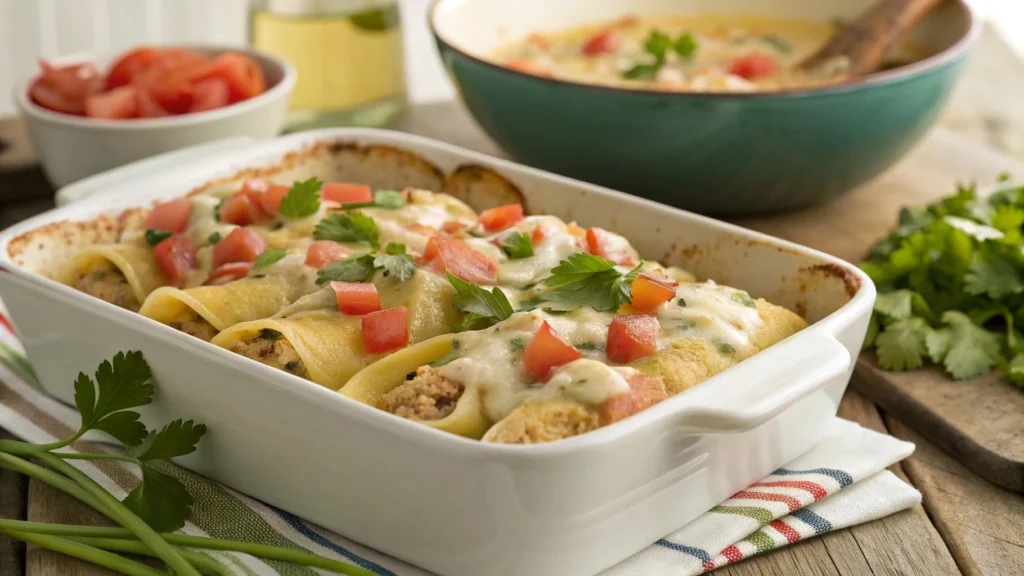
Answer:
[
  {"left": 0, "top": 351, "right": 377, "bottom": 575},
  {"left": 861, "top": 179, "right": 1024, "bottom": 386},
  {"left": 623, "top": 29, "right": 698, "bottom": 80}
]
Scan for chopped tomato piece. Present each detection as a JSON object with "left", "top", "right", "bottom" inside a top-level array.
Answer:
[
  {"left": 582, "top": 29, "right": 620, "bottom": 56},
  {"left": 189, "top": 53, "right": 266, "bottom": 103},
  {"left": 331, "top": 282, "right": 381, "bottom": 315},
  {"left": 218, "top": 194, "right": 262, "bottom": 226},
  {"left": 531, "top": 225, "right": 553, "bottom": 244},
  {"left": 630, "top": 273, "right": 678, "bottom": 312},
  {"left": 84, "top": 85, "right": 138, "bottom": 119},
  {"left": 523, "top": 321, "right": 582, "bottom": 382},
  {"left": 153, "top": 235, "right": 196, "bottom": 288},
  {"left": 362, "top": 307, "right": 409, "bottom": 353},
  {"left": 135, "top": 87, "right": 172, "bottom": 118},
  {"left": 478, "top": 204, "right": 524, "bottom": 232},
  {"left": 106, "top": 47, "right": 161, "bottom": 89},
  {"left": 322, "top": 182, "right": 372, "bottom": 204},
  {"left": 419, "top": 235, "right": 499, "bottom": 285},
  {"left": 144, "top": 80, "right": 194, "bottom": 114},
  {"left": 37, "top": 61, "right": 102, "bottom": 99},
  {"left": 189, "top": 78, "right": 230, "bottom": 113},
  {"left": 206, "top": 262, "right": 251, "bottom": 285},
  {"left": 607, "top": 314, "right": 661, "bottom": 364},
  {"left": 213, "top": 228, "right": 267, "bottom": 267},
  {"left": 259, "top": 185, "right": 292, "bottom": 216},
  {"left": 144, "top": 198, "right": 192, "bottom": 233},
  {"left": 598, "top": 373, "right": 668, "bottom": 425},
  {"left": 586, "top": 227, "right": 636, "bottom": 266},
  {"left": 29, "top": 81, "right": 86, "bottom": 115},
  {"left": 305, "top": 240, "right": 352, "bottom": 269},
  {"left": 441, "top": 220, "right": 467, "bottom": 235},
  {"left": 730, "top": 53, "right": 779, "bottom": 80}
]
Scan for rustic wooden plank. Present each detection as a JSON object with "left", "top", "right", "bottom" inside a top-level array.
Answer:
[
  {"left": 886, "top": 416, "right": 1024, "bottom": 576},
  {"left": 25, "top": 478, "right": 121, "bottom": 576},
  {"left": 0, "top": 431, "right": 27, "bottom": 576}
]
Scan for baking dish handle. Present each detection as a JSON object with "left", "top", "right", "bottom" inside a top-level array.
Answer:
[
  {"left": 55, "top": 137, "right": 258, "bottom": 206},
  {"left": 674, "top": 333, "right": 851, "bottom": 433}
]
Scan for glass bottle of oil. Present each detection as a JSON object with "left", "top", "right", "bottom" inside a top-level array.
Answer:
[{"left": 250, "top": 0, "right": 407, "bottom": 132}]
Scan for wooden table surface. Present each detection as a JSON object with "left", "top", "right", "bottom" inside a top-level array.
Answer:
[{"left": 2, "top": 24, "right": 1024, "bottom": 576}]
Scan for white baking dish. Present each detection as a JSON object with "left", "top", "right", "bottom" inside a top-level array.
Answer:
[{"left": 0, "top": 129, "right": 874, "bottom": 576}]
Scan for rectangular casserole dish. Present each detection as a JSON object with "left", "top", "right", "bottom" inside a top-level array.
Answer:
[{"left": 0, "top": 128, "right": 874, "bottom": 576}]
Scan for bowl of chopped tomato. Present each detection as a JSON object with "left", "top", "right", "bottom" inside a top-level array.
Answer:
[{"left": 14, "top": 45, "right": 296, "bottom": 188}]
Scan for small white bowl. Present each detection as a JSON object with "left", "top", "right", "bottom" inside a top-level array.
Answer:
[{"left": 13, "top": 45, "right": 297, "bottom": 188}]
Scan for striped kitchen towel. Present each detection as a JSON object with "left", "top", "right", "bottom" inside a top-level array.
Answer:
[{"left": 0, "top": 306, "right": 920, "bottom": 576}]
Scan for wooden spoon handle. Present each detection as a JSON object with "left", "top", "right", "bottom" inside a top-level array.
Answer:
[{"left": 798, "top": 0, "right": 944, "bottom": 76}]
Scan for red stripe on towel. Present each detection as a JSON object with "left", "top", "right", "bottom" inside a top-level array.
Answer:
[
  {"left": 730, "top": 490, "right": 802, "bottom": 510},
  {"left": 770, "top": 519, "right": 801, "bottom": 543},
  {"left": 750, "top": 480, "right": 827, "bottom": 500}
]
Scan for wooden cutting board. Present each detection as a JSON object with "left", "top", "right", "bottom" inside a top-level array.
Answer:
[{"left": 735, "top": 128, "right": 1024, "bottom": 492}]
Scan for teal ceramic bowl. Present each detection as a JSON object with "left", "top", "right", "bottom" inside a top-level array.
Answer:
[{"left": 430, "top": 0, "right": 978, "bottom": 216}]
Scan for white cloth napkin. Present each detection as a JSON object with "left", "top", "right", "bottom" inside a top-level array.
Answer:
[{"left": 0, "top": 304, "right": 920, "bottom": 575}]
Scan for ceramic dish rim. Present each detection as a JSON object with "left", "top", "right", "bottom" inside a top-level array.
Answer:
[
  {"left": 428, "top": 0, "right": 980, "bottom": 100},
  {"left": 0, "top": 127, "right": 874, "bottom": 460}
]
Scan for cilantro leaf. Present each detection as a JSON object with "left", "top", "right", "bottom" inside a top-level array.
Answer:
[
  {"left": 874, "top": 290, "right": 914, "bottom": 320},
  {"left": 500, "top": 231, "right": 534, "bottom": 259},
  {"left": 316, "top": 254, "right": 377, "bottom": 284},
  {"left": 623, "top": 64, "right": 660, "bottom": 80},
  {"left": 145, "top": 229, "right": 172, "bottom": 246},
  {"left": 122, "top": 464, "right": 193, "bottom": 532},
  {"left": 277, "top": 177, "right": 322, "bottom": 219},
  {"left": 1005, "top": 353, "right": 1024, "bottom": 389},
  {"left": 74, "top": 351, "right": 153, "bottom": 446},
  {"left": 540, "top": 253, "right": 639, "bottom": 312},
  {"left": 374, "top": 252, "right": 417, "bottom": 281},
  {"left": 643, "top": 30, "right": 672, "bottom": 61},
  {"left": 338, "top": 189, "right": 407, "bottom": 210},
  {"left": 930, "top": 311, "right": 1001, "bottom": 379},
  {"left": 965, "top": 249, "right": 1024, "bottom": 299},
  {"left": 129, "top": 419, "right": 207, "bottom": 462},
  {"left": 674, "top": 33, "right": 698, "bottom": 58},
  {"left": 447, "top": 272, "right": 514, "bottom": 331},
  {"left": 385, "top": 242, "right": 406, "bottom": 255},
  {"left": 313, "top": 212, "right": 379, "bottom": 248},
  {"left": 874, "top": 317, "right": 930, "bottom": 372},
  {"left": 252, "top": 248, "right": 287, "bottom": 270}
]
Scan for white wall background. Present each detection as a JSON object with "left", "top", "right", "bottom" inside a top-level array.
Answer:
[{"left": 0, "top": 0, "right": 1020, "bottom": 117}]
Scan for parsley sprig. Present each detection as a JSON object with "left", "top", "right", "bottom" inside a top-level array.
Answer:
[
  {"left": 500, "top": 231, "right": 534, "bottom": 259},
  {"left": 313, "top": 212, "right": 379, "bottom": 248},
  {"left": 253, "top": 248, "right": 287, "bottom": 270},
  {"left": 447, "top": 272, "right": 514, "bottom": 331},
  {"left": 277, "top": 177, "right": 322, "bottom": 219},
  {"left": 623, "top": 29, "right": 699, "bottom": 80},
  {"left": 316, "top": 243, "right": 417, "bottom": 284},
  {"left": 862, "top": 180, "right": 1024, "bottom": 385},
  {"left": 540, "top": 253, "right": 641, "bottom": 312},
  {"left": 0, "top": 352, "right": 382, "bottom": 575}
]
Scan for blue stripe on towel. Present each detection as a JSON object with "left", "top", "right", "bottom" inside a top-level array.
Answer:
[
  {"left": 655, "top": 539, "right": 712, "bottom": 563},
  {"left": 790, "top": 509, "right": 833, "bottom": 534},
  {"left": 272, "top": 508, "right": 397, "bottom": 576},
  {"left": 773, "top": 467, "right": 853, "bottom": 487}
]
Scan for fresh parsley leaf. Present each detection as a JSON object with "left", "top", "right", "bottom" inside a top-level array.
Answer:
[
  {"left": 122, "top": 463, "right": 194, "bottom": 532},
  {"left": 430, "top": 340, "right": 461, "bottom": 367},
  {"left": 1005, "top": 352, "right": 1024, "bottom": 389},
  {"left": 575, "top": 341, "right": 601, "bottom": 351},
  {"left": 316, "top": 254, "right": 377, "bottom": 284},
  {"left": 928, "top": 311, "right": 1001, "bottom": 379},
  {"left": 129, "top": 419, "right": 206, "bottom": 462},
  {"left": 374, "top": 252, "right": 417, "bottom": 281},
  {"left": 623, "top": 64, "right": 660, "bottom": 80},
  {"left": 252, "top": 248, "right": 287, "bottom": 270},
  {"left": 500, "top": 231, "right": 534, "bottom": 259},
  {"left": 74, "top": 351, "right": 153, "bottom": 446},
  {"left": 674, "top": 33, "right": 699, "bottom": 58},
  {"left": 643, "top": 30, "right": 672, "bottom": 61},
  {"left": 338, "top": 190, "right": 407, "bottom": 210},
  {"left": 313, "top": 212, "right": 379, "bottom": 248},
  {"left": 874, "top": 290, "right": 914, "bottom": 320},
  {"left": 964, "top": 249, "right": 1024, "bottom": 299},
  {"left": 447, "top": 272, "right": 514, "bottom": 331},
  {"left": 540, "top": 253, "right": 640, "bottom": 312},
  {"left": 277, "top": 177, "right": 322, "bottom": 219},
  {"left": 385, "top": 242, "right": 406, "bottom": 255},
  {"left": 145, "top": 229, "right": 172, "bottom": 246},
  {"left": 207, "top": 232, "right": 222, "bottom": 245},
  {"left": 874, "top": 317, "right": 930, "bottom": 372}
]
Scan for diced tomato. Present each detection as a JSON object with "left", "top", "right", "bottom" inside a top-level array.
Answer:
[
  {"left": 730, "top": 53, "right": 779, "bottom": 80},
  {"left": 144, "top": 199, "right": 192, "bottom": 233},
  {"left": 189, "top": 53, "right": 266, "bottom": 103},
  {"left": 331, "top": 282, "right": 381, "bottom": 315},
  {"left": 362, "top": 307, "right": 409, "bottom": 353},
  {"left": 419, "top": 235, "right": 499, "bottom": 285},
  {"left": 38, "top": 61, "right": 102, "bottom": 99},
  {"left": 84, "top": 85, "right": 138, "bottom": 119},
  {"left": 630, "top": 273, "right": 678, "bottom": 312},
  {"left": 206, "top": 262, "right": 251, "bottom": 285},
  {"left": 598, "top": 373, "right": 668, "bottom": 425},
  {"left": 218, "top": 194, "right": 261, "bottom": 226},
  {"left": 531, "top": 225, "right": 553, "bottom": 244},
  {"left": 187, "top": 77, "right": 229, "bottom": 113},
  {"left": 586, "top": 227, "right": 636, "bottom": 266},
  {"left": 322, "top": 182, "right": 372, "bottom": 205},
  {"left": 237, "top": 178, "right": 272, "bottom": 217},
  {"left": 582, "top": 29, "right": 620, "bottom": 56},
  {"left": 29, "top": 81, "right": 86, "bottom": 115},
  {"left": 478, "top": 204, "right": 524, "bottom": 232},
  {"left": 105, "top": 47, "right": 161, "bottom": 89},
  {"left": 606, "top": 314, "right": 661, "bottom": 364},
  {"left": 153, "top": 235, "right": 196, "bottom": 288},
  {"left": 213, "top": 228, "right": 267, "bottom": 267},
  {"left": 442, "top": 220, "right": 467, "bottom": 235},
  {"left": 523, "top": 321, "right": 582, "bottom": 382},
  {"left": 305, "top": 240, "right": 352, "bottom": 269},
  {"left": 259, "top": 185, "right": 292, "bottom": 216},
  {"left": 135, "top": 87, "right": 172, "bottom": 118}
]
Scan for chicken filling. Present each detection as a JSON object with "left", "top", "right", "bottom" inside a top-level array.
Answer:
[
  {"left": 166, "top": 310, "right": 219, "bottom": 342},
  {"left": 378, "top": 366, "right": 465, "bottom": 421},
  {"left": 227, "top": 329, "right": 308, "bottom": 378},
  {"left": 73, "top": 264, "right": 139, "bottom": 311}
]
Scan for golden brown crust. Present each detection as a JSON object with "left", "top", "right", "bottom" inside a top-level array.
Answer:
[{"left": 442, "top": 164, "right": 527, "bottom": 213}]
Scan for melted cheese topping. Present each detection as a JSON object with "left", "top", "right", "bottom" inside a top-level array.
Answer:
[{"left": 656, "top": 281, "right": 763, "bottom": 354}]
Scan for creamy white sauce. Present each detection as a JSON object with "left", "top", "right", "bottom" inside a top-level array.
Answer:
[
  {"left": 494, "top": 216, "right": 581, "bottom": 287},
  {"left": 656, "top": 281, "right": 763, "bottom": 353},
  {"left": 547, "top": 359, "right": 635, "bottom": 405},
  {"left": 363, "top": 198, "right": 475, "bottom": 254},
  {"left": 186, "top": 195, "right": 236, "bottom": 248},
  {"left": 255, "top": 252, "right": 319, "bottom": 292}
]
